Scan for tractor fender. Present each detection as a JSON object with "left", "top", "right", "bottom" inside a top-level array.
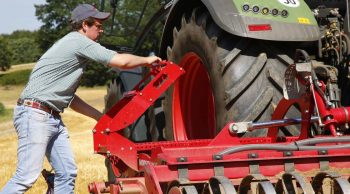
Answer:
[
  {"left": 160, "top": 0, "right": 320, "bottom": 58},
  {"left": 201, "top": 0, "right": 320, "bottom": 41}
]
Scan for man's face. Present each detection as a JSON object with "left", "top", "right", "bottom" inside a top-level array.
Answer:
[{"left": 83, "top": 19, "right": 104, "bottom": 41}]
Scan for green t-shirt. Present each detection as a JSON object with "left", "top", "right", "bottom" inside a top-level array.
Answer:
[{"left": 20, "top": 31, "right": 116, "bottom": 112}]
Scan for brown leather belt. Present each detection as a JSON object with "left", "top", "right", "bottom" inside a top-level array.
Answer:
[{"left": 17, "top": 98, "right": 60, "bottom": 117}]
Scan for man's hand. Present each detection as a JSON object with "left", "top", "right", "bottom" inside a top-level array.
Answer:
[{"left": 145, "top": 56, "right": 162, "bottom": 66}]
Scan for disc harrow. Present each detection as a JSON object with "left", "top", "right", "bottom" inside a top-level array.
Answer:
[
  {"left": 160, "top": 171, "right": 350, "bottom": 194},
  {"left": 89, "top": 59, "right": 350, "bottom": 194}
]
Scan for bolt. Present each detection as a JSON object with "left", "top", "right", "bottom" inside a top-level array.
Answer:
[
  {"left": 214, "top": 155, "right": 222, "bottom": 160},
  {"left": 229, "top": 123, "right": 238, "bottom": 134},
  {"left": 249, "top": 153, "right": 257, "bottom": 158},
  {"left": 177, "top": 157, "right": 187, "bottom": 162},
  {"left": 149, "top": 98, "right": 153, "bottom": 102},
  {"left": 105, "top": 128, "right": 110, "bottom": 134},
  {"left": 92, "top": 129, "right": 96, "bottom": 133},
  {"left": 121, "top": 147, "right": 124, "bottom": 151},
  {"left": 130, "top": 147, "right": 133, "bottom": 150},
  {"left": 106, "top": 151, "right": 111, "bottom": 157},
  {"left": 139, "top": 92, "right": 143, "bottom": 96}
]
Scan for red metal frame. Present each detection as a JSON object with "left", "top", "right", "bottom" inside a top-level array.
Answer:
[
  {"left": 90, "top": 61, "right": 350, "bottom": 194},
  {"left": 93, "top": 61, "right": 185, "bottom": 171}
]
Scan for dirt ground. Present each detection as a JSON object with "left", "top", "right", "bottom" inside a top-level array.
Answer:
[{"left": 0, "top": 85, "right": 108, "bottom": 194}]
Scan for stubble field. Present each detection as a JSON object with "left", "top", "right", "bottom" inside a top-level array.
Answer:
[{"left": 0, "top": 84, "right": 108, "bottom": 194}]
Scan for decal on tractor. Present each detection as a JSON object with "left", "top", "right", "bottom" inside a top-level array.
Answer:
[{"left": 278, "top": 0, "right": 301, "bottom": 7}]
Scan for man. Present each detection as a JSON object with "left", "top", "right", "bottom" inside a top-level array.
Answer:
[{"left": 0, "top": 4, "right": 161, "bottom": 194}]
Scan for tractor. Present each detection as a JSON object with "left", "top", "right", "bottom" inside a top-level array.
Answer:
[{"left": 88, "top": 0, "right": 350, "bottom": 193}]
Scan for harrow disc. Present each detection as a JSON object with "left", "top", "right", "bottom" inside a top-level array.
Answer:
[
  {"left": 312, "top": 171, "right": 350, "bottom": 194},
  {"left": 161, "top": 171, "right": 350, "bottom": 194},
  {"left": 208, "top": 176, "right": 237, "bottom": 194},
  {"left": 239, "top": 174, "right": 276, "bottom": 194},
  {"left": 167, "top": 185, "right": 198, "bottom": 194},
  {"left": 275, "top": 172, "right": 314, "bottom": 194}
]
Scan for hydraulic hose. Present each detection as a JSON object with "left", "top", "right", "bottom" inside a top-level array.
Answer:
[
  {"left": 217, "top": 144, "right": 299, "bottom": 156},
  {"left": 217, "top": 138, "right": 350, "bottom": 156},
  {"left": 292, "top": 136, "right": 350, "bottom": 146}
]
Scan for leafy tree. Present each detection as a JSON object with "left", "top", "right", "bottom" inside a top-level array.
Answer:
[
  {"left": 0, "top": 36, "right": 12, "bottom": 71},
  {"left": 99, "top": 0, "right": 166, "bottom": 55},
  {"left": 6, "top": 32, "right": 42, "bottom": 65},
  {"left": 7, "top": 30, "right": 37, "bottom": 39},
  {"left": 1, "top": 30, "right": 43, "bottom": 65}
]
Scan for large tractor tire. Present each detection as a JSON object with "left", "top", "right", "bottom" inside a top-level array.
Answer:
[{"left": 164, "top": 7, "right": 301, "bottom": 140}]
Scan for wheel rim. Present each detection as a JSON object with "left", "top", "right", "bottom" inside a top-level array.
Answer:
[{"left": 172, "top": 52, "right": 216, "bottom": 140}]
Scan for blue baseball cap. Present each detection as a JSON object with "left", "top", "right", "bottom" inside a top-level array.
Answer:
[{"left": 71, "top": 4, "right": 110, "bottom": 23}]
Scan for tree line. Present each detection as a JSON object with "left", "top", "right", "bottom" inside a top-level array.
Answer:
[
  {"left": 0, "top": 0, "right": 167, "bottom": 86},
  {"left": 0, "top": 31, "right": 42, "bottom": 71}
]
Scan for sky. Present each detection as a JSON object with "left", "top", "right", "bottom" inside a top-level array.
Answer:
[{"left": 0, "top": 0, "right": 46, "bottom": 34}]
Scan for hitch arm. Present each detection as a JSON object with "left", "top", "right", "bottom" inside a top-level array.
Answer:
[{"left": 92, "top": 61, "right": 185, "bottom": 171}]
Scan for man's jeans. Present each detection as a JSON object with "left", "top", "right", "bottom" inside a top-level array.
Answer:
[{"left": 0, "top": 105, "right": 77, "bottom": 194}]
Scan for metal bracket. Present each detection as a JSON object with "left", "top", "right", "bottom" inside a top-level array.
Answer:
[
  {"left": 228, "top": 122, "right": 252, "bottom": 134},
  {"left": 177, "top": 157, "right": 189, "bottom": 183},
  {"left": 213, "top": 155, "right": 224, "bottom": 176},
  {"left": 248, "top": 153, "right": 260, "bottom": 174},
  {"left": 213, "top": 163, "right": 224, "bottom": 177},
  {"left": 283, "top": 151, "right": 295, "bottom": 172},
  {"left": 318, "top": 150, "right": 329, "bottom": 171}
]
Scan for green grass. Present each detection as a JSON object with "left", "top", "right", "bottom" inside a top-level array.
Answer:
[
  {"left": 0, "top": 108, "right": 12, "bottom": 123},
  {"left": 0, "top": 69, "right": 31, "bottom": 86}
]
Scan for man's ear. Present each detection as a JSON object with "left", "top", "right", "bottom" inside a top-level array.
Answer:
[{"left": 82, "top": 21, "right": 88, "bottom": 32}]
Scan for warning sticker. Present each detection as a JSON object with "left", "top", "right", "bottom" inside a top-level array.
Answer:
[
  {"left": 298, "top": 17, "right": 310, "bottom": 24},
  {"left": 278, "top": 0, "right": 300, "bottom": 8}
]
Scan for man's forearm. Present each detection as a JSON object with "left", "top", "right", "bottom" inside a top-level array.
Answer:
[
  {"left": 69, "top": 95, "right": 102, "bottom": 121},
  {"left": 108, "top": 53, "right": 161, "bottom": 69}
]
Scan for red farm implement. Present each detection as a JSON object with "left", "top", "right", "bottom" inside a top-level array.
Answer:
[{"left": 88, "top": 56, "right": 350, "bottom": 194}]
